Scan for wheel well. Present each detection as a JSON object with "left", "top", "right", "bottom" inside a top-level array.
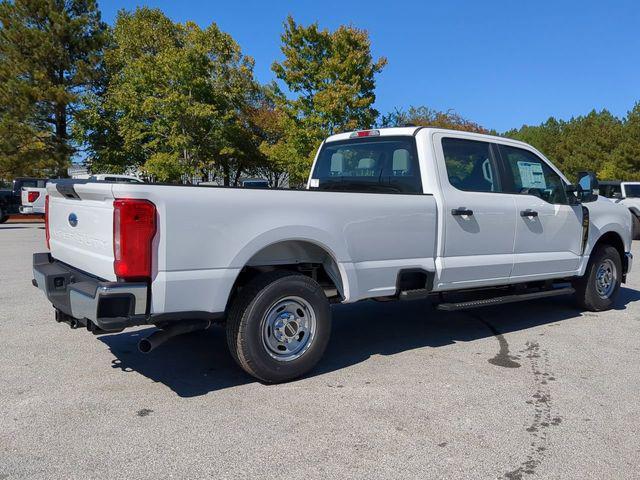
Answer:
[
  {"left": 225, "top": 241, "right": 344, "bottom": 314},
  {"left": 592, "top": 231, "right": 627, "bottom": 271}
]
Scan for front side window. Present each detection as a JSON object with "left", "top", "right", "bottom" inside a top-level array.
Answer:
[
  {"left": 311, "top": 136, "right": 422, "bottom": 194},
  {"left": 499, "top": 145, "right": 568, "bottom": 204},
  {"left": 441, "top": 138, "right": 499, "bottom": 193}
]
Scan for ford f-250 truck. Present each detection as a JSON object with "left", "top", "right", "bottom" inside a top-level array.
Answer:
[{"left": 32, "top": 127, "right": 633, "bottom": 382}]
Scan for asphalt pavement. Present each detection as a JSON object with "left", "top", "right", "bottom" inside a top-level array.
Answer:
[{"left": 1, "top": 222, "right": 639, "bottom": 479}]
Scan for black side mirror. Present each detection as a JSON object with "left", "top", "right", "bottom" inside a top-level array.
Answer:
[{"left": 577, "top": 171, "right": 599, "bottom": 203}]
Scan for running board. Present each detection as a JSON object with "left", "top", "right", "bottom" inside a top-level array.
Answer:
[{"left": 435, "top": 287, "right": 575, "bottom": 311}]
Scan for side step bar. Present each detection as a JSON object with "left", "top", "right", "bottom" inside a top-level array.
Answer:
[{"left": 436, "top": 287, "right": 575, "bottom": 311}]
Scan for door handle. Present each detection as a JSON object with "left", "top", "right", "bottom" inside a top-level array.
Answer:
[
  {"left": 520, "top": 209, "right": 538, "bottom": 218},
  {"left": 451, "top": 207, "right": 474, "bottom": 216}
]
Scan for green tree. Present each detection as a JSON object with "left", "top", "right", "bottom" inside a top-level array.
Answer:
[
  {"left": 603, "top": 102, "right": 640, "bottom": 180},
  {"left": 380, "top": 106, "right": 488, "bottom": 133},
  {"left": 270, "top": 16, "right": 386, "bottom": 184},
  {"left": 77, "top": 7, "right": 258, "bottom": 183},
  {"left": 505, "top": 110, "right": 627, "bottom": 181},
  {"left": 0, "top": 0, "right": 108, "bottom": 179}
]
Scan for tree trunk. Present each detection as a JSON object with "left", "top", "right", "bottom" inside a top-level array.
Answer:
[
  {"left": 223, "top": 163, "right": 230, "bottom": 186},
  {"left": 54, "top": 102, "right": 68, "bottom": 177}
]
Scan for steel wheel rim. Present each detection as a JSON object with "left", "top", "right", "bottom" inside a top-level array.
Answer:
[
  {"left": 261, "top": 296, "right": 317, "bottom": 362},
  {"left": 595, "top": 258, "right": 616, "bottom": 298}
]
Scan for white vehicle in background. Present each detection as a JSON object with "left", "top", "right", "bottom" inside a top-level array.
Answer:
[
  {"left": 88, "top": 174, "right": 143, "bottom": 183},
  {"left": 599, "top": 181, "right": 640, "bottom": 239},
  {"left": 20, "top": 181, "right": 48, "bottom": 214},
  {"left": 32, "top": 127, "right": 633, "bottom": 383}
]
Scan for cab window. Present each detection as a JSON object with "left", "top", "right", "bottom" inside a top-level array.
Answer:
[
  {"left": 311, "top": 136, "right": 422, "bottom": 194},
  {"left": 441, "top": 138, "right": 500, "bottom": 193},
  {"left": 498, "top": 145, "right": 568, "bottom": 204}
]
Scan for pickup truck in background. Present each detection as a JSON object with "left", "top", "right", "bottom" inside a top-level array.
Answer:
[
  {"left": 600, "top": 180, "right": 640, "bottom": 239},
  {"left": 21, "top": 185, "right": 47, "bottom": 214},
  {"left": 0, "top": 177, "right": 48, "bottom": 222},
  {"left": 32, "top": 128, "right": 633, "bottom": 383}
]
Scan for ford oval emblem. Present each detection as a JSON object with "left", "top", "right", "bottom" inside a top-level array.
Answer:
[{"left": 68, "top": 213, "right": 78, "bottom": 227}]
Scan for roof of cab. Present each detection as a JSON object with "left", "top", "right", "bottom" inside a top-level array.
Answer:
[
  {"left": 324, "top": 127, "right": 421, "bottom": 143},
  {"left": 324, "top": 126, "right": 536, "bottom": 150}
]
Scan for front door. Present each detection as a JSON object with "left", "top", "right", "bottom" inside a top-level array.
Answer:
[
  {"left": 497, "top": 143, "right": 583, "bottom": 280},
  {"left": 434, "top": 134, "right": 517, "bottom": 289}
]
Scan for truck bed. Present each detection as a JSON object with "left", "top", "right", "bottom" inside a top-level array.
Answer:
[{"left": 46, "top": 181, "right": 438, "bottom": 315}]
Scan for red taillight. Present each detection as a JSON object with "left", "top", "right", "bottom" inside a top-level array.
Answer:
[
  {"left": 113, "top": 199, "right": 157, "bottom": 280},
  {"left": 350, "top": 129, "right": 380, "bottom": 138},
  {"left": 44, "top": 195, "right": 50, "bottom": 249},
  {"left": 28, "top": 191, "right": 40, "bottom": 203}
]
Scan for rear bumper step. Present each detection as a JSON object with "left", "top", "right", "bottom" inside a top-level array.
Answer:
[
  {"left": 436, "top": 286, "right": 575, "bottom": 311},
  {"left": 32, "top": 252, "right": 148, "bottom": 332}
]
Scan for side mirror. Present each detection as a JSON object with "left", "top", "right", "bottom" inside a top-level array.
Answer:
[{"left": 577, "top": 171, "right": 599, "bottom": 203}]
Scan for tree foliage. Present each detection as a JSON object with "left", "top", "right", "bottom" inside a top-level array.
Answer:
[
  {"left": 1, "top": 2, "right": 639, "bottom": 186},
  {"left": 0, "top": 0, "right": 107, "bottom": 179},
  {"left": 380, "top": 106, "right": 489, "bottom": 133},
  {"left": 76, "top": 7, "right": 259, "bottom": 183},
  {"left": 269, "top": 16, "right": 386, "bottom": 185},
  {"left": 505, "top": 105, "right": 640, "bottom": 181}
]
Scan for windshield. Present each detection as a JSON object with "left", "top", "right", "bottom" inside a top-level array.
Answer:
[
  {"left": 310, "top": 136, "right": 422, "bottom": 194},
  {"left": 624, "top": 184, "right": 640, "bottom": 198}
]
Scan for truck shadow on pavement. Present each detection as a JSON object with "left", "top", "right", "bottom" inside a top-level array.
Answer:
[{"left": 98, "top": 286, "right": 640, "bottom": 397}]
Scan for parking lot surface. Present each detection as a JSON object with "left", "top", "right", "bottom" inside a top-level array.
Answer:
[{"left": 1, "top": 222, "right": 640, "bottom": 479}]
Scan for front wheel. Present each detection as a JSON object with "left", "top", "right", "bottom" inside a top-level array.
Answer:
[
  {"left": 226, "top": 271, "right": 331, "bottom": 383},
  {"left": 573, "top": 245, "right": 622, "bottom": 311}
]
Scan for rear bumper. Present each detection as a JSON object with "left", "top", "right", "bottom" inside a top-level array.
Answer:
[{"left": 32, "top": 252, "right": 148, "bottom": 331}]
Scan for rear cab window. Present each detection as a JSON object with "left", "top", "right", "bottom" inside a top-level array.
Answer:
[{"left": 310, "top": 136, "right": 422, "bottom": 194}]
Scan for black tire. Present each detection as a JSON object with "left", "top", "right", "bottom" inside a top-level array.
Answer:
[
  {"left": 226, "top": 270, "right": 331, "bottom": 383},
  {"left": 0, "top": 206, "right": 8, "bottom": 223},
  {"left": 632, "top": 215, "right": 640, "bottom": 240},
  {"left": 573, "top": 245, "right": 622, "bottom": 311}
]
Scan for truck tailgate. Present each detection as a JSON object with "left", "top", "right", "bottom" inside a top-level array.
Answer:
[{"left": 47, "top": 182, "right": 117, "bottom": 281}]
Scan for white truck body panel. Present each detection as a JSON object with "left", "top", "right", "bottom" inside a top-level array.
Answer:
[{"left": 44, "top": 128, "right": 632, "bottom": 319}]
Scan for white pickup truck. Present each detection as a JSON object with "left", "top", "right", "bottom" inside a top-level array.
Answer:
[
  {"left": 33, "top": 127, "right": 633, "bottom": 382},
  {"left": 20, "top": 185, "right": 47, "bottom": 214}
]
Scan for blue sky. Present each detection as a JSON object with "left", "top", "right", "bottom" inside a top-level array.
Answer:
[{"left": 99, "top": 0, "right": 640, "bottom": 132}]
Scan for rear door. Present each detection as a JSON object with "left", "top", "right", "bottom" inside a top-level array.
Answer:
[
  {"left": 496, "top": 143, "right": 583, "bottom": 279},
  {"left": 434, "top": 134, "right": 517, "bottom": 289}
]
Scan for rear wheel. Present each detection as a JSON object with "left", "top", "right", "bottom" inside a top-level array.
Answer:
[
  {"left": 226, "top": 271, "right": 331, "bottom": 383},
  {"left": 0, "top": 205, "right": 8, "bottom": 223},
  {"left": 573, "top": 245, "right": 622, "bottom": 311}
]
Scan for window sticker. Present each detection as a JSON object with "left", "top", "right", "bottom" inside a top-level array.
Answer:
[
  {"left": 517, "top": 161, "right": 546, "bottom": 189},
  {"left": 309, "top": 178, "right": 319, "bottom": 188}
]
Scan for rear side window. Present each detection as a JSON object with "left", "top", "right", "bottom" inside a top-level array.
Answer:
[
  {"left": 311, "top": 136, "right": 422, "bottom": 194},
  {"left": 441, "top": 138, "right": 500, "bottom": 193},
  {"left": 498, "top": 145, "right": 568, "bottom": 204}
]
